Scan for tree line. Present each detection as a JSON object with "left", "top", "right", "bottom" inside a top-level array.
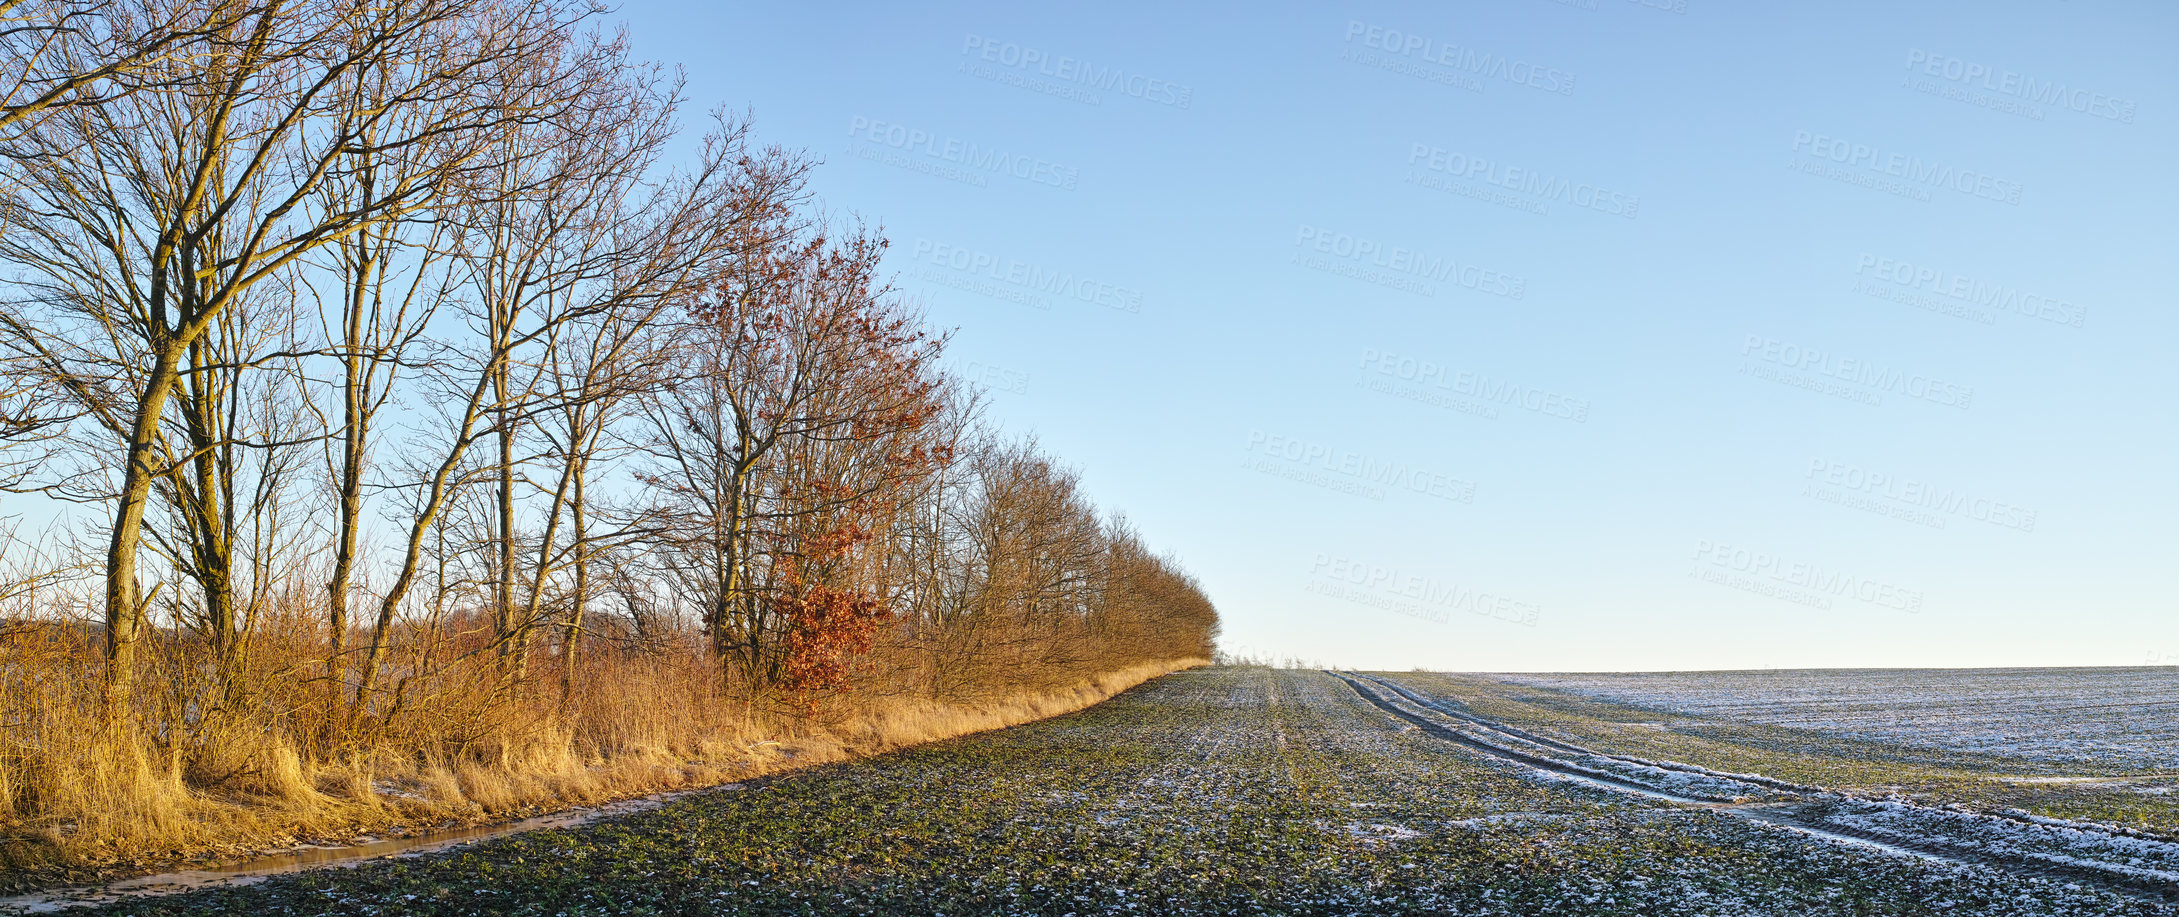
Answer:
[{"left": 0, "top": 0, "right": 1216, "bottom": 841}]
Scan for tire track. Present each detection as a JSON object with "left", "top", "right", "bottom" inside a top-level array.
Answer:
[
  {"left": 1331, "top": 671, "right": 2179, "bottom": 906},
  {"left": 1360, "top": 674, "right": 1822, "bottom": 794},
  {"left": 1331, "top": 672, "right": 1730, "bottom": 804}
]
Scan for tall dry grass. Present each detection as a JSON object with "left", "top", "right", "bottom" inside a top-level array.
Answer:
[
  {"left": 0, "top": 610, "right": 1200, "bottom": 883},
  {"left": 0, "top": 489, "right": 1214, "bottom": 889}
]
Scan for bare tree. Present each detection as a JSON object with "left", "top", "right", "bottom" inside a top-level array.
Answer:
[
  {"left": 495, "top": 113, "right": 806, "bottom": 706},
  {"left": 949, "top": 441, "right": 1105, "bottom": 692},
  {"left": 305, "top": 181, "right": 450, "bottom": 747},
  {"left": 0, "top": 343, "right": 74, "bottom": 489},
  {"left": 0, "top": 0, "right": 610, "bottom": 726},
  {"left": 139, "top": 278, "right": 312, "bottom": 690},
  {"left": 533, "top": 144, "right": 775, "bottom": 709},
  {"left": 342, "top": 75, "right": 804, "bottom": 739},
  {"left": 641, "top": 225, "right": 949, "bottom": 701},
  {"left": 0, "top": 2, "right": 1223, "bottom": 856},
  {"left": 334, "top": 19, "right": 640, "bottom": 736},
  {"left": 0, "top": 1, "right": 256, "bottom": 137}
]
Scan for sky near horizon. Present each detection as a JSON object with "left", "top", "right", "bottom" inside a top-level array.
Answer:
[{"left": 616, "top": 1, "right": 2178, "bottom": 672}]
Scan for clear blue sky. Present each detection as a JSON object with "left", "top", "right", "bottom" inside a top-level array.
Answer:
[{"left": 620, "top": 0, "right": 2178, "bottom": 671}]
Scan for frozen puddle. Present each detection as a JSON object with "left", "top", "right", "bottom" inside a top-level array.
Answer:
[{"left": 0, "top": 786, "right": 732, "bottom": 913}]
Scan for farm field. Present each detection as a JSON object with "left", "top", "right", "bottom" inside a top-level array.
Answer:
[
  {"left": 14, "top": 667, "right": 2176, "bottom": 916},
  {"left": 1461, "top": 669, "right": 2179, "bottom": 828},
  {"left": 1492, "top": 668, "right": 2179, "bottom": 772}
]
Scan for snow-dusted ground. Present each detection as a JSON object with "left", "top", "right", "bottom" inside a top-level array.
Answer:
[
  {"left": 14, "top": 668, "right": 2172, "bottom": 917},
  {"left": 1492, "top": 667, "right": 2179, "bottom": 771},
  {"left": 1345, "top": 671, "right": 2179, "bottom": 908}
]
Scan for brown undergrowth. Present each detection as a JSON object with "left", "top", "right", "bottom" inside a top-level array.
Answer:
[{"left": 0, "top": 657, "right": 1204, "bottom": 893}]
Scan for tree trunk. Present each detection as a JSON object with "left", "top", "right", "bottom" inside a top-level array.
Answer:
[
  {"left": 101, "top": 338, "right": 189, "bottom": 728},
  {"left": 324, "top": 321, "right": 367, "bottom": 745},
  {"left": 493, "top": 338, "right": 521, "bottom": 681},
  {"left": 560, "top": 460, "right": 586, "bottom": 711}
]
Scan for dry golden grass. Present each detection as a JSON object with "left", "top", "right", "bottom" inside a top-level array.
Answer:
[{"left": 0, "top": 651, "right": 1202, "bottom": 886}]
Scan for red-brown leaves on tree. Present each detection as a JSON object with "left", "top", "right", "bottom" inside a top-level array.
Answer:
[
  {"left": 642, "top": 218, "right": 954, "bottom": 701},
  {"left": 770, "top": 555, "right": 887, "bottom": 706}
]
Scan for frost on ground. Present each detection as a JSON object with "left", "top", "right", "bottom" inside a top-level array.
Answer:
[
  {"left": 1436, "top": 668, "right": 2179, "bottom": 833},
  {"left": 1494, "top": 667, "right": 2179, "bottom": 772},
  {"left": 24, "top": 668, "right": 2176, "bottom": 917},
  {"left": 1815, "top": 799, "right": 2179, "bottom": 883},
  {"left": 1350, "top": 671, "right": 2179, "bottom": 905}
]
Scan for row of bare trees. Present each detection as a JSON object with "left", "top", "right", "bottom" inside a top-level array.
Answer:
[{"left": 0, "top": 0, "right": 1216, "bottom": 826}]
